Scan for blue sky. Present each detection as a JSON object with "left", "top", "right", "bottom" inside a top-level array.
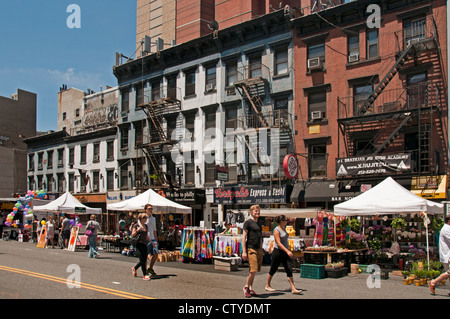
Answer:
[{"left": 0, "top": 1, "right": 137, "bottom": 131}]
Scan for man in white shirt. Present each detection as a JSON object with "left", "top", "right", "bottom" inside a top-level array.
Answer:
[
  {"left": 429, "top": 216, "right": 450, "bottom": 294},
  {"left": 144, "top": 204, "right": 159, "bottom": 277}
]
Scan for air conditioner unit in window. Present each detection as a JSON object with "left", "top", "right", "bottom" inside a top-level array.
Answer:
[
  {"left": 311, "top": 111, "right": 323, "bottom": 120},
  {"left": 80, "top": 186, "right": 86, "bottom": 192},
  {"left": 307, "top": 57, "right": 323, "bottom": 70},
  {"left": 406, "top": 38, "right": 421, "bottom": 47},
  {"left": 93, "top": 155, "right": 99, "bottom": 162},
  {"left": 58, "top": 187, "right": 63, "bottom": 192},
  {"left": 348, "top": 52, "right": 359, "bottom": 63},
  {"left": 205, "top": 83, "right": 216, "bottom": 92}
]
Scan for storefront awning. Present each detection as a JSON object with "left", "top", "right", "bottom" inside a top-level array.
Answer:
[
  {"left": 411, "top": 175, "right": 447, "bottom": 200},
  {"left": 291, "top": 181, "right": 360, "bottom": 203}
]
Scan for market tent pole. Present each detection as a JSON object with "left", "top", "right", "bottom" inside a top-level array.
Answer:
[{"left": 424, "top": 212, "right": 430, "bottom": 271}]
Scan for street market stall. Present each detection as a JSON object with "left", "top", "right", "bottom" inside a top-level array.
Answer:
[
  {"left": 333, "top": 177, "right": 444, "bottom": 278},
  {"left": 107, "top": 188, "right": 192, "bottom": 252}
]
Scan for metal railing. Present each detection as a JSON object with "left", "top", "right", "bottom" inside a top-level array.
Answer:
[{"left": 338, "top": 81, "right": 441, "bottom": 120}]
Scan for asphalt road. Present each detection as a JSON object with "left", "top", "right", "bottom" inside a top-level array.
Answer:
[{"left": 0, "top": 240, "right": 446, "bottom": 316}]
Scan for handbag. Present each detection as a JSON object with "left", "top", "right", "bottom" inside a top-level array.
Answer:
[
  {"left": 85, "top": 222, "right": 95, "bottom": 237},
  {"left": 130, "top": 230, "right": 142, "bottom": 245}
]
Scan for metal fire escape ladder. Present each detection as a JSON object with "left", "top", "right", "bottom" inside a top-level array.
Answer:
[
  {"left": 373, "top": 112, "right": 415, "bottom": 155},
  {"left": 234, "top": 79, "right": 268, "bottom": 128},
  {"left": 138, "top": 98, "right": 181, "bottom": 187},
  {"left": 358, "top": 44, "right": 416, "bottom": 116}
]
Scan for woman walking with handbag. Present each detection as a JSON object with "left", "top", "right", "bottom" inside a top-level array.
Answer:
[
  {"left": 131, "top": 213, "right": 151, "bottom": 281},
  {"left": 86, "top": 214, "right": 100, "bottom": 258}
]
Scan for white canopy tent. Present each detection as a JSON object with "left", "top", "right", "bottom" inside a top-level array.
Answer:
[
  {"left": 33, "top": 192, "right": 102, "bottom": 214},
  {"left": 334, "top": 177, "right": 444, "bottom": 216},
  {"left": 107, "top": 188, "right": 192, "bottom": 214},
  {"left": 333, "top": 177, "right": 444, "bottom": 269}
]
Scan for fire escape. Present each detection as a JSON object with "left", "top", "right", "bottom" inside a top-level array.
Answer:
[
  {"left": 233, "top": 62, "right": 293, "bottom": 181},
  {"left": 337, "top": 16, "right": 446, "bottom": 185},
  {"left": 136, "top": 91, "right": 181, "bottom": 188}
]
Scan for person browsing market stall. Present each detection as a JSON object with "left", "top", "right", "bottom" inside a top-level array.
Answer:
[
  {"left": 145, "top": 204, "right": 159, "bottom": 278},
  {"left": 265, "top": 215, "right": 302, "bottom": 295},
  {"left": 242, "top": 204, "right": 263, "bottom": 298}
]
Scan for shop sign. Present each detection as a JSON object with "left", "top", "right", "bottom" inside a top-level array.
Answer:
[
  {"left": 336, "top": 153, "right": 411, "bottom": 177},
  {"left": 158, "top": 189, "right": 206, "bottom": 205},
  {"left": 213, "top": 185, "right": 288, "bottom": 204},
  {"left": 107, "top": 190, "right": 137, "bottom": 204},
  {"left": 283, "top": 154, "right": 299, "bottom": 179},
  {"left": 215, "top": 165, "right": 229, "bottom": 182}
]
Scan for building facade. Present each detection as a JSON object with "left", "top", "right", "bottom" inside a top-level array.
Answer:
[
  {"left": 291, "top": 0, "right": 448, "bottom": 208},
  {"left": 116, "top": 8, "right": 297, "bottom": 227},
  {"left": 0, "top": 89, "right": 37, "bottom": 198},
  {"left": 24, "top": 86, "right": 120, "bottom": 231}
]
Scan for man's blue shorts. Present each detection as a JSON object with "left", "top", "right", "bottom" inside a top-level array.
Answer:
[{"left": 147, "top": 239, "right": 159, "bottom": 255}]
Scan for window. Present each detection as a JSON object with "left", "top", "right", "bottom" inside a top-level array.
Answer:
[
  {"left": 151, "top": 80, "right": 161, "bottom": 101},
  {"left": 47, "top": 150, "right": 53, "bottom": 169},
  {"left": 248, "top": 55, "right": 262, "bottom": 78},
  {"left": 308, "top": 91, "right": 326, "bottom": 120},
  {"left": 134, "top": 121, "right": 143, "bottom": 146},
  {"left": 136, "top": 84, "right": 145, "bottom": 106},
  {"left": 185, "top": 113, "right": 195, "bottom": 138},
  {"left": 46, "top": 174, "right": 53, "bottom": 192},
  {"left": 122, "top": 89, "right": 130, "bottom": 113},
  {"left": 225, "top": 60, "right": 238, "bottom": 94},
  {"left": 93, "top": 143, "right": 100, "bottom": 163},
  {"left": 274, "top": 98, "right": 289, "bottom": 127},
  {"left": 275, "top": 48, "right": 288, "bottom": 75},
  {"left": 308, "top": 143, "right": 327, "bottom": 178},
  {"left": 69, "top": 148, "right": 75, "bottom": 165},
  {"left": 404, "top": 17, "right": 426, "bottom": 46},
  {"left": 28, "top": 154, "right": 34, "bottom": 171},
  {"left": 62, "top": 112, "right": 66, "bottom": 121},
  {"left": 366, "top": 30, "right": 378, "bottom": 59},
  {"left": 307, "top": 43, "right": 325, "bottom": 70},
  {"left": 225, "top": 106, "right": 238, "bottom": 130},
  {"left": 80, "top": 146, "right": 87, "bottom": 165},
  {"left": 167, "top": 75, "right": 177, "bottom": 99},
  {"left": 120, "top": 162, "right": 129, "bottom": 189},
  {"left": 205, "top": 108, "right": 216, "bottom": 131},
  {"left": 120, "top": 126, "right": 129, "bottom": 149},
  {"left": 68, "top": 174, "right": 75, "bottom": 193},
  {"left": 107, "top": 141, "right": 114, "bottom": 160},
  {"left": 353, "top": 84, "right": 373, "bottom": 114},
  {"left": 205, "top": 66, "right": 216, "bottom": 92},
  {"left": 107, "top": 170, "right": 114, "bottom": 190},
  {"left": 354, "top": 139, "right": 374, "bottom": 156},
  {"left": 167, "top": 117, "right": 177, "bottom": 141},
  {"left": 58, "top": 149, "right": 64, "bottom": 167},
  {"left": 37, "top": 153, "right": 43, "bottom": 170},
  {"left": 93, "top": 171, "right": 100, "bottom": 192},
  {"left": 205, "top": 153, "right": 216, "bottom": 184},
  {"left": 57, "top": 173, "right": 64, "bottom": 192},
  {"left": 407, "top": 72, "right": 427, "bottom": 109},
  {"left": 185, "top": 69, "right": 196, "bottom": 97},
  {"left": 184, "top": 151, "right": 195, "bottom": 185},
  {"left": 347, "top": 34, "right": 360, "bottom": 60},
  {"left": 75, "top": 108, "right": 80, "bottom": 117}
]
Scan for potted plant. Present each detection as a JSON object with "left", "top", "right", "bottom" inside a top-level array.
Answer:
[
  {"left": 401, "top": 271, "right": 411, "bottom": 285},
  {"left": 391, "top": 217, "right": 406, "bottom": 230}
]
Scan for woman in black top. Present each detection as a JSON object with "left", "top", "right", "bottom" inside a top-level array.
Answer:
[{"left": 131, "top": 213, "right": 151, "bottom": 280}]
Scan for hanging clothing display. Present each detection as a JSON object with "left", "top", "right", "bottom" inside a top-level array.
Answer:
[
  {"left": 262, "top": 236, "right": 306, "bottom": 253},
  {"left": 181, "top": 227, "right": 215, "bottom": 263},
  {"left": 213, "top": 234, "right": 243, "bottom": 257}
]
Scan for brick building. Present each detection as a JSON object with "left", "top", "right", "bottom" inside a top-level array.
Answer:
[{"left": 291, "top": 0, "right": 448, "bottom": 208}]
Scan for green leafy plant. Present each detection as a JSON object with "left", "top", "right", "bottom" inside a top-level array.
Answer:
[
  {"left": 401, "top": 270, "right": 410, "bottom": 279},
  {"left": 349, "top": 218, "right": 361, "bottom": 232},
  {"left": 430, "top": 217, "right": 444, "bottom": 231},
  {"left": 391, "top": 217, "right": 406, "bottom": 229}
]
